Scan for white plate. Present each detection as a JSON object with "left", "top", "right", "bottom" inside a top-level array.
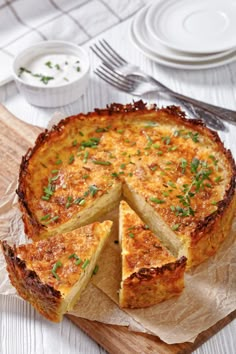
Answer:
[
  {"left": 146, "top": 0, "right": 236, "bottom": 54},
  {"left": 130, "top": 20, "right": 236, "bottom": 70},
  {"left": 134, "top": 6, "right": 234, "bottom": 63}
]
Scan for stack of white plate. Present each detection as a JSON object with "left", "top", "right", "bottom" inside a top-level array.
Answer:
[{"left": 130, "top": 0, "right": 236, "bottom": 70}]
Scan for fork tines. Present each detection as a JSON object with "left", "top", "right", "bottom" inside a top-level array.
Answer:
[
  {"left": 95, "top": 64, "right": 134, "bottom": 93},
  {"left": 90, "top": 39, "right": 127, "bottom": 68}
]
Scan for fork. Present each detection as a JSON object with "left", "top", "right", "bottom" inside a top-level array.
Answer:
[{"left": 91, "top": 40, "right": 236, "bottom": 130}]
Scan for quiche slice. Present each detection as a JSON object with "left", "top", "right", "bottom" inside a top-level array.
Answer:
[
  {"left": 119, "top": 201, "right": 186, "bottom": 308},
  {"left": 17, "top": 101, "right": 236, "bottom": 267},
  {"left": 1, "top": 220, "right": 112, "bottom": 322}
]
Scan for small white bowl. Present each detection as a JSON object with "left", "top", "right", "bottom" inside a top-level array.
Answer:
[{"left": 12, "top": 41, "right": 90, "bottom": 107}]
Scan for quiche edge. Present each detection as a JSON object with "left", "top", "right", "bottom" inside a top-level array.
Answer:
[
  {"left": 0, "top": 240, "right": 63, "bottom": 322},
  {"left": 119, "top": 255, "right": 187, "bottom": 308}
]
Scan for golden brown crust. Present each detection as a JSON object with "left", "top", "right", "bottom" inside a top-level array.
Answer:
[
  {"left": 17, "top": 101, "right": 236, "bottom": 267},
  {"left": 120, "top": 256, "right": 186, "bottom": 309},
  {"left": 1, "top": 241, "right": 62, "bottom": 322}
]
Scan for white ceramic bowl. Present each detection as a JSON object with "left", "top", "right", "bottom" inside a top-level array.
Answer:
[{"left": 12, "top": 41, "right": 90, "bottom": 107}]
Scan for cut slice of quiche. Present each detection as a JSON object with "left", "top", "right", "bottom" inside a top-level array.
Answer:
[
  {"left": 1, "top": 220, "right": 112, "bottom": 322},
  {"left": 119, "top": 200, "right": 186, "bottom": 308}
]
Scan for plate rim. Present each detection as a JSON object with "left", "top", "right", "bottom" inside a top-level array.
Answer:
[
  {"left": 130, "top": 20, "right": 236, "bottom": 70},
  {"left": 133, "top": 6, "right": 234, "bottom": 63},
  {"left": 145, "top": 0, "right": 236, "bottom": 54}
]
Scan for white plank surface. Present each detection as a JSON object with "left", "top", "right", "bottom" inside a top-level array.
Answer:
[{"left": 0, "top": 5, "right": 236, "bottom": 354}]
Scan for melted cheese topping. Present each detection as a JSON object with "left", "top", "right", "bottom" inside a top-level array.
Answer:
[{"left": 20, "top": 108, "right": 235, "bottom": 266}]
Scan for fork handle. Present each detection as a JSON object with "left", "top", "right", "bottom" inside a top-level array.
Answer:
[
  {"left": 169, "top": 91, "right": 236, "bottom": 124},
  {"left": 133, "top": 71, "right": 236, "bottom": 124}
]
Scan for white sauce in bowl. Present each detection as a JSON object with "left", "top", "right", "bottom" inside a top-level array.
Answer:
[{"left": 18, "top": 54, "right": 82, "bottom": 87}]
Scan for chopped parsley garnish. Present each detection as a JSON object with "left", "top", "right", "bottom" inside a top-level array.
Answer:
[
  {"left": 172, "top": 223, "right": 180, "bottom": 231},
  {"left": 74, "top": 197, "right": 85, "bottom": 206},
  {"left": 168, "top": 181, "right": 176, "bottom": 189},
  {"left": 95, "top": 127, "right": 109, "bottom": 133},
  {"left": 180, "top": 158, "right": 187, "bottom": 174},
  {"left": 173, "top": 130, "right": 199, "bottom": 142},
  {"left": 50, "top": 174, "right": 59, "bottom": 182},
  {"left": 189, "top": 132, "right": 199, "bottom": 143},
  {"left": 65, "top": 196, "right": 73, "bottom": 208},
  {"left": 51, "top": 261, "right": 62, "bottom": 280},
  {"left": 93, "top": 265, "right": 99, "bottom": 275},
  {"left": 40, "top": 75, "right": 54, "bottom": 85},
  {"left": 190, "top": 157, "right": 200, "bottom": 173},
  {"left": 45, "top": 215, "right": 59, "bottom": 224},
  {"left": 40, "top": 214, "right": 51, "bottom": 221},
  {"left": 83, "top": 151, "right": 89, "bottom": 163},
  {"left": 45, "top": 61, "right": 53, "bottom": 68},
  {"left": 68, "top": 154, "right": 75, "bottom": 164},
  {"left": 171, "top": 205, "right": 195, "bottom": 217},
  {"left": 144, "top": 121, "right": 158, "bottom": 127},
  {"left": 82, "top": 259, "right": 90, "bottom": 270},
  {"left": 150, "top": 197, "right": 165, "bottom": 204},
  {"left": 168, "top": 146, "right": 178, "bottom": 152},
  {"left": 69, "top": 253, "right": 79, "bottom": 259},
  {"left": 68, "top": 253, "right": 82, "bottom": 265},
  {"left": 128, "top": 232, "right": 135, "bottom": 238},
  {"left": 75, "top": 258, "right": 82, "bottom": 265},
  {"left": 89, "top": 185, "right": 99, "bottom": 197},
  {"left": 162, "top": 136, "right": 171, "bottom": 145},
  {"left": 215, "top": 176, "right": 222, "bottom": 183},
  {"left": 42, "top": 195, "right": 50, "bottom": 201},
  {"left": 81, "top": 137, "right": 100, "bottom": 148},
  {"left": 18, "top": 67, "right": 31, "bottom": 77},
  {"left": 55, "top": 159, "right": 62, "bottom": 165},
  {"left": 209, "top": 155, "right": 218, "bottom": 166},
  {"left": 111, "top": 172, "right": 119, "bottom": 178},
  {"left": 92, "top": 160, "right": 111, "bottom": 166},
  {"left": 42, "top": 182, "right": 55, "bottom": 201},
  {"left": 162, "top": 191, "right": 169, "bottom": 197}
]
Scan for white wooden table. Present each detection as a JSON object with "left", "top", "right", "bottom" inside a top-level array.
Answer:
[{"left": 0, "top": 13, "right": 235, "bottom": 354}]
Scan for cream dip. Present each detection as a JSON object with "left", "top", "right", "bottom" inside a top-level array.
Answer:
[{"left": 18, "top": 53, "right": 82, "bottom": 86}]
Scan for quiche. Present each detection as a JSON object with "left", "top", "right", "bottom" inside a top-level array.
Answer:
[
  {"left": 119, "top": 200, "right": 186, "bottom": 308},
  {"left": 17, "top": 101, "right": 236, "bottom": 267},
  {"left": 1, "top": 220, "right": 112, "bottom": 322}
]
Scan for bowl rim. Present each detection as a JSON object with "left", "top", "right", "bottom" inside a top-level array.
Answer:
[{"left": 12, "top": 40, "right": 90, "bottom": 90}]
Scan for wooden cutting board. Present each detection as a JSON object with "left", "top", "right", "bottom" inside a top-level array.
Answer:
[{"left": 0, "top": 104, "right": 235, "bottom": 354}]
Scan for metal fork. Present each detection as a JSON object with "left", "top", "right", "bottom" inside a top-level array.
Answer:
[{"left": 91, "top": 40, "right": 236, "bottom": 131}]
